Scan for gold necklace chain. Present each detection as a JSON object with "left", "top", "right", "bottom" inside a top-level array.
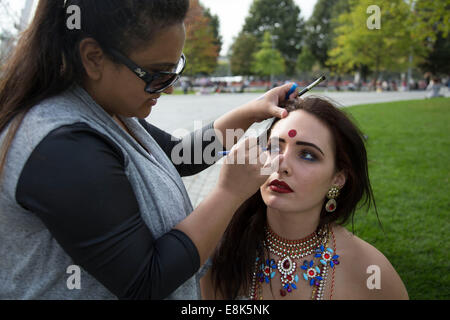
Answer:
[{"left": 263, "top": 225, "right": 325, "bottom": 259}]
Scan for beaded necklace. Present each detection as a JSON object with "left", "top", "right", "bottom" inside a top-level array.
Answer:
[{"left": 249, "top": 224, "right": 339, "bottom": 300}]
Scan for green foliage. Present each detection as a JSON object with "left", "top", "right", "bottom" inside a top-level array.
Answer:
[
  {"left": 230, "top": 32, "right": 260, "bottom": 76},
  {"left": 212, "top": 59, "right": 231, "bottom": 77},
  {"left": 411, "top": 0, "right": 450, "bottom": 75},
  {"left": 411, "top": 0, "right": 450, "bottom": 42},
  {"left": 327, "top": 0, "right": 450, "bottom": 78},
  {"left": 328, "top": 0, "right": 423, "bottom": 77},
  {"left": 296, "top": 46, "right": 317, "bottom": 73},
  {"left": 251, "top": 32, "right": 285, "bottom": 78},
  {"left": 418, "top": 32, "right": 450, "bottom": 75},
  {"left": 242, "top": 0, "right": 304, "bottom": 75},
  {"left": 305, "top": 0, "right": 350, "bottom": 68}
]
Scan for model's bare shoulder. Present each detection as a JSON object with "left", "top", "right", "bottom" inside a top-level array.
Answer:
[{"left": 331, "top": 225, "right": 409, "bottom": 300}]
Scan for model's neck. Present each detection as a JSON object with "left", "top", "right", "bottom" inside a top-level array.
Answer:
[{"left": 266, "top": 206, "right": 321, "bottom": 240}]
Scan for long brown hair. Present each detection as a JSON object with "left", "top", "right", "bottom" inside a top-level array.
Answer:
[
  {"left": 210, "top": 96, "right": 380, "bottom": 299},
  {"left": 0, "top": 0, "right": 189, "bottom": 180}
]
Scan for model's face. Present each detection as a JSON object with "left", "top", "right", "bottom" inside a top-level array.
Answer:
[
  {"left": 100, "top": 23, "right": 186, "bottom": 118},
  {"left": 260, "top": 110, "right": 345, "bottom": 214}
]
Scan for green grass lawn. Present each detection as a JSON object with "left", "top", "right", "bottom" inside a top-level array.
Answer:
[{"left": 342, "top": 97, "right": 450, "bottom": 299}]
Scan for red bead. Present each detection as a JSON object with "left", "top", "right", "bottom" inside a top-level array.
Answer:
[
  {"left": 283, "top": 260, "right": 290, "bottom": 269},
  {"left": 280, "top": 289, "right": 287, "bottom": 297},
  {"left": 287, "top": 275, "right": 292, "bottom": 281}
]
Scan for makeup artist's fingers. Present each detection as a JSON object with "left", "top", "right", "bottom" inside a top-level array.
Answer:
[
  {"left": 278, "top": 82, "right": 297, "bottom": 101},
  {"left": 248, "top": 139, "right": 262, "bottom": 164},
  {"left": 224, "top": 137, "right": 269, "bottom": 167},
  {"left": 218, "top": 137, "right": 275, "bottom": 202},
  {"left": 266, "top": 83, "right": 296, "bottom": 118},
  {"left": 271, "top": 104, "right": 288, "bottom": 119},
  {"left": 257, "top": 146, "right": 269, "bottom": 166},
  {"left": 260, "top": 153, "right": 283, "bottom": 176},
  {"left": 224, "top": 137, "right": 271, "bottom": 171},
  {"left": 225, "top": 136, "right": 256, "bottom": 164},
  {"left": 289, "top": 86, "right": 300, "bottom": 100}
]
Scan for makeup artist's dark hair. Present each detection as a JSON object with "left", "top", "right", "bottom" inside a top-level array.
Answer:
[
  {"left": 0, "top": 0, "right": 189, "bottom": 180},
  {"left": 210, "top": 96, "right": 379, "bottom": 299}
]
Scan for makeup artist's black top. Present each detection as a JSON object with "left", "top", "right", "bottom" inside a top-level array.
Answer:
[{"left": 16, "top": 119, "right": 223, "bottom": 300}]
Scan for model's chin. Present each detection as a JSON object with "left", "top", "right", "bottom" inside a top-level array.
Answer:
[{"left": 261, "top": 190, "right": 290, "bottom": 208}]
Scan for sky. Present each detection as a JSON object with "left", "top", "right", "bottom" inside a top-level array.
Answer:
[
  {"left": 4, "top": 0, "right": 317, "bottom": 55},
  {"left": 200, "top": 0, "right": 317, "bottom": 55}
]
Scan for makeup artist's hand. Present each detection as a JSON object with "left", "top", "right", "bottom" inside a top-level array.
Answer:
[
  {"left": 216, "top": 136, "right": 279, "bottom": 204},
  {"left": 241, "top": 83, "right": 299, "bottom": 123}
]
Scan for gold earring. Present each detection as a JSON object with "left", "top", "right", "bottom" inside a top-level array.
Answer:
[{"left": 325, "top": 185, "right": 340, "bottom": 213}]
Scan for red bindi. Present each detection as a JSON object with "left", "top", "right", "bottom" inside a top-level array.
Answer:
[{"left": 288, "top": 130, "right": 297, "bottom": 138}]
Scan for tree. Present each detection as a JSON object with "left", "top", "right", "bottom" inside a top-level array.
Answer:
[
  {"left": 203, "top": 7, "right": 223, "bottom": 56},
  {"left": 229, "top": 32, "right": 260, "bottom": 76},
  {"left": 305, "top": 0, "right": 350, "bottom": 68},
  {"left": 296, "top": 46, "right": 317, "bottom": 73},
  {"left": 183, "top": 0, "right": 220, "bottom": 76},
  {"left": 252, "top": 32, "right": 285, "bottom": 79},
  {"left": 328, "top": 0, "right": 423, "bottom": 80},
  {"left": 242, "top": 0, "right": 304, "bottom": 76},
  {"left": 410, "top": 0, "right": 449, "bottom": 42},
  {"left": 412, "top": 0, "right": 450, "bottom": 75},
  {"left": 212, "top": 58, "right": 231, "bottom": 77},
  {"left": 418, "top": 32, "right": 450, "bottom": 76}
]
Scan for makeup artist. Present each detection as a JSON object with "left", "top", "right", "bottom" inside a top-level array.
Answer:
[{"left": 0, "top": 0, "right": 296, "bottom": 300}]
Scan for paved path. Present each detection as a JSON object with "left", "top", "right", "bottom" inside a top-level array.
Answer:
[{"left": 146, "top": 90, "right": 449, "bottom": 208}]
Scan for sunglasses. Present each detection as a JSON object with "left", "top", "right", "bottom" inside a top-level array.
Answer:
[{"left": 108, "top": 48, "right": 186, "bottom": 94}]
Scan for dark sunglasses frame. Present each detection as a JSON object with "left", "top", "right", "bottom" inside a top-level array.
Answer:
[{"left": 108, "top": 48, "right": 186, "bottom": 94}]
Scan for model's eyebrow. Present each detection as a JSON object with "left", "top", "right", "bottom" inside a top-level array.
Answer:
[{"left": 269, "top": 137, "right": 325, "bottom": 156}]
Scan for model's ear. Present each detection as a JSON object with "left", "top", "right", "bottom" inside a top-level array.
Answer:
[
  {"left": 79, "top": 38, "right": 106, "bottom": 81},
  {"left": 332, "top": 170, "right": 347, "bottom": 189}
]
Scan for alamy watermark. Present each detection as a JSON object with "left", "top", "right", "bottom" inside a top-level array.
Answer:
[
  {"left": 366, "top": 265, "right": 381, "bottom": 289},
  {"left": 367, "top": 5, "right": 381, "bottom": 30},
  {"left": 66, "top": 5, "right": 81, "bottom": 30},
  {"left": 65, "top": 263, "right": 382, "bottom": 292},
  {"left": 66, "top": 265, "right": 81, "bottom": 290},
  {"left": 169, "top": 121, "right": 280, "bottom": 175}
]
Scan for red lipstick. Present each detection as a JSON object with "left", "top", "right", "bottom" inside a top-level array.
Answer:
[{"left": 268, "top": 179, "right": 293, "bottom": 193}]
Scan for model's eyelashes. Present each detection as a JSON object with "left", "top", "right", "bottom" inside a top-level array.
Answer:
[
  {"left": 266, "top": 143, "right": 318, "bottom": 162},
  {"left": 299, "top": 150, "right": 317, "bottom": 162}
]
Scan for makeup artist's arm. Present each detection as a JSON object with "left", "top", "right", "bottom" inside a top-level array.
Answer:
[
  {"left": 138, "top": 119, "right": 225, "bottom": 177},
  {"left": 212, "top": 83, "right": 295, "bottom": 149},
  {"left": 175, "top": 137, "right": 274, "bottom": 266}
]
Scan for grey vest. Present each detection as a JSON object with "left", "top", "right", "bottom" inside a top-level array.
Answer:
[{"left": 0, "top": 86, "right": 204, "bottom": 299}]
